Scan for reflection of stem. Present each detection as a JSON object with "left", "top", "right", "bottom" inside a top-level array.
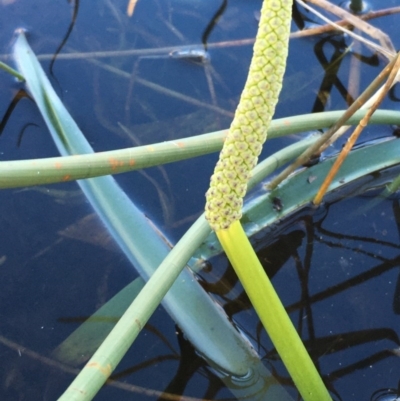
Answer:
[
  {"left": 0, "top": 89, "right": 31, "bottom": 135},
  {"left": 312, "top": 37, "right": 351, "bottom": 113},
  {"left": 27, "top": 40, "right": 255, "bottom": 61},
  {"left": 201, "top": 0, "right": 228, "bottom": 50},
  {"left": 0, "top": 335, "right": 206, "bottom": 401},
  {"left": 347, "top": 32, "right": 361, "bottom": 104},
  {"left": 316, "top": 214, "right": 399, "bottom": 253},
  {"left": 124, "top": 56, "right": 142, "bottom": 121},
  {"left": 49, "top": 0, "right": 80, "bottom": 75},
  {"left": 90, "top": 57, "right": 233, "bottom": 117},
  {"left": 297, "top": 216, "right": 317, "bottom": 355},
  {"left": 287, "top": 254, "right": 400, "bottom": 313},
  {"left": 118, "top": 122, "right": 175, "bottom": 226},
  {"left": 122, "top": 51, "right": 221, "bottom": 124},
  {"left": 349, "top": 0, "right": 363, "bottom": 13},
  {"left": 204, "top": 62, "right": 218, "bottom": 111},
  {"left": 317, "top": 237, "right": 390, "bottom": 263},
  {"left": 329, "top": 350, "right": 396, "bottom": 380}
]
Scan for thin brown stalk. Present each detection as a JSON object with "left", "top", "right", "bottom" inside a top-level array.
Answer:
[
  {"left": 297, "top": 0, "right": 394, "bottom": 59},
  {"left": 313, "top": 52, "right": 400, "bottom": 205},
  {"left": 89, "top": 57, "right": 234, "bottom": 117},
  {"left": 267, "top": 54, "right": 399, "bottom": 190},
  {"left": 127, "top": 0, "right": 138, "bottom": 17},
  {"left": 290, "top": 6, "right": 400, "bottom": 39},
  {"left": 347, "top": 33, "right": 361, "bottom": 103},
  {"left": 304, "top": 0, "right": 395, "bottom": 54}
]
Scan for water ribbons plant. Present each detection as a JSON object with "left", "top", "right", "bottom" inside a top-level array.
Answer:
[
  {"left": 205, "top": 0, "right": 332, "bottom": 400},
  {"left": 12, "top": 32, "right": 280, "bottom": 400},
  {"left": 7, "top": 1, "right": 400, "bottom": 400},
  {"left": 10, "top": 0, "right": 332, "bottom": 394},
  {"left": 13, "top": 31, "right": 299, "bottom": 401}
]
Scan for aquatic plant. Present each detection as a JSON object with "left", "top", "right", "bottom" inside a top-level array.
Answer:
[{"left": 1, "top": 0, "right": 400, "bottom": 400}]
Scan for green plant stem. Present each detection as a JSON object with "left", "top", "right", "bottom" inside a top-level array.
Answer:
[
  {"left": 202, "top": 0, "right": 332, "bottom": 395},
  {"left": 217, "top": 220, "right": 331, "bottom": 401},
  {"left": 0, "top": 60, "right": 24, "bottom": 81},
  {"left": 196, "top": 136, "right": 400, "bottom": 263},
  {"left": 0, "top": 109, "right": 399, "bottom": 189},
  {"left": 14, "top": 32, "right": 295, "bottom": 401},
  {"left": 58, "top": 133, "right": 400, "bottom": 401},
  {"left": 14, "top": 31, "right": 268, "bottom": 378},
  {"left": 385, "top": 175, "right": 400, "bottom": 193},
  {"left": 54, "top": 132, "right": 320, "bottom": 401},
  {"left": 56, "top": 216, "right": 211, "bottom": 401}
]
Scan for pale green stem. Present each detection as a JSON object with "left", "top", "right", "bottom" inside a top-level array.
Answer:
[
  {"left": 0, "top": 60, "right": 24, "bottom": 81},
  {"left": 0, "top": 110, "right": 399, "bottom": 189}
]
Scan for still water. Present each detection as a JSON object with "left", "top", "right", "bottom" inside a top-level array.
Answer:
[{"left": 0, "top": 0, "right": 399, "bottom": 399}]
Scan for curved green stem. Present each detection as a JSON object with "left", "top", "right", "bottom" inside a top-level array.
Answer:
[{"left": 0, "top": 110, "right": 399, "bottom": 189}]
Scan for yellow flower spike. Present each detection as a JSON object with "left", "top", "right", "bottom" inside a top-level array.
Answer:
[
  {"left": 205, "top": 0, "right": 292, "bottom": 231},
  {"left": 205, "top": 1, "right": 333, "bottom": 400}
]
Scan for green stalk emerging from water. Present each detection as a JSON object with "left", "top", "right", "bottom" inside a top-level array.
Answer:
[{"left": 205, "top": 1, "right": 332, "bottom": 400}]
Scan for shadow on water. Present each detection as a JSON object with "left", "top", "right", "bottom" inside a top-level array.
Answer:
[{"left": 0, "top": 0, "right": 400, "bottom": 400}]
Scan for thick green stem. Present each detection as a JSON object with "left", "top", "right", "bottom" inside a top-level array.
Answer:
[
  {"left": 218, "top": 221, "right": 332, "bottom": 401},
  {"left": 205, "top": 0, "right": 333, "bottom": 399}
]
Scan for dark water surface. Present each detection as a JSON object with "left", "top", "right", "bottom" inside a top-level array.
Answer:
[{"left": 0, "top": 0, "right": 400, "bottom": 400}]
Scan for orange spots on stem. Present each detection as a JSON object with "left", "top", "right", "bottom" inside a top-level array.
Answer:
[
  {"left": 87, "top": 362, "right": 113, "bottom": 377},
  {"left": 109, "top": 158, "right": 124, "bottom": 170}
]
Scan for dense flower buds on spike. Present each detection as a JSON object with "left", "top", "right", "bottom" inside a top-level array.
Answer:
[{"left": 205, "top": 0, "right": 292, "bottom": 231}]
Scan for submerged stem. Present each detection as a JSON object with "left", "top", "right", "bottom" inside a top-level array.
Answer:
[{"left": 0, "top": 60, "right": 24, "bottom": 81}]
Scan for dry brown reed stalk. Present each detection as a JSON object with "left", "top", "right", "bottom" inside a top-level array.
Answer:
[
  {"left": 290, "top": 6, "right": 400, "bottom": 39},
  {"left": 313, "top": 52, "right": 400, "bottom": 205}
]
